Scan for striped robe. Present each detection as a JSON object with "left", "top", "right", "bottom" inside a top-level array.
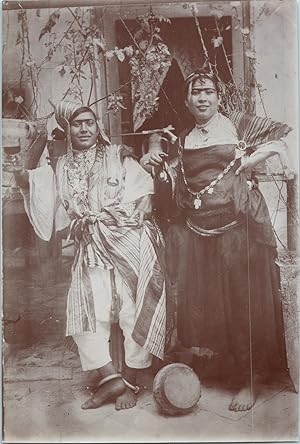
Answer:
[{"left": 22, "top": 144, "right": 166, "bottom": 360}]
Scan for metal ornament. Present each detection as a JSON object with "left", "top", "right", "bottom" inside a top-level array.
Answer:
[
  {"left": 159, "top": 170, "right": 168, "bottom": 181},
  {"left": 194, "top": 197, "right": 202, "bottom": 209},
  {"left": 237, "top": 140, "right": 247, "bottom": 151}
]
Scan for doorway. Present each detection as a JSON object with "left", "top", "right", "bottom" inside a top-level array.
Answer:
[{"left": 115, "top": 15, "right": 232, "bottom": 154}]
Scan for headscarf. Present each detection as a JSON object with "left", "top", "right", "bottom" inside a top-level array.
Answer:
[{"left": 54, "top": 100, "right": 110, "bottom": 151}]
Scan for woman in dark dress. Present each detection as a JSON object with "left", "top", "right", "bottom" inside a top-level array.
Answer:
[{"left": 140, "top": 69, "right": 289, "bottom": 412}]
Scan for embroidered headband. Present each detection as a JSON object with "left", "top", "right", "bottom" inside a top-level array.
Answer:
[{"left": 184, "top": 69, "right": 219, "bottom": 99}]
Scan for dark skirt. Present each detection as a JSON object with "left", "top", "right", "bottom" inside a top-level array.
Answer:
[{"left": 166, "top": 212, "right": 288, "bottom": 378}]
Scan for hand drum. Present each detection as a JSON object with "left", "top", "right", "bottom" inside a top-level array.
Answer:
[{"left": 153, "top": 363, "right": 201, "bottom": 416}]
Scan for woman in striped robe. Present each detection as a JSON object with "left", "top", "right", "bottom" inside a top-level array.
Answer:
[{"left": 14, "top": 101, "right": 166, "bottom": 410}]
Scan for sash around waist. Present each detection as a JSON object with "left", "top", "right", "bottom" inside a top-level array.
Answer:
[{"left": 186, "top": 203, "right": 242, "bottom": 231}]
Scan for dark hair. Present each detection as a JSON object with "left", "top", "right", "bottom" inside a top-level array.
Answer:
[
  {"left": 184, "top": 69, "right": 219, "bottom": 98},
  {"left": 69, "top": 106, "right": 97, "bottom": 123}
]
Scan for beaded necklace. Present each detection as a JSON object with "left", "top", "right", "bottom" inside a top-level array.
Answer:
[
  {"left": 179, "top": 142, "right": 237, "bottom": 209},
  {"left": 65, "top": 144, "right": 105, "bottom": 214},
  {"left": 178, "top": 128, "right": 247, "bottom": 210}
]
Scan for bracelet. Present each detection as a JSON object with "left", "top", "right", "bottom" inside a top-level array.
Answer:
[
  {"left": 98, "top": 373, "right": 122, "bottom": 387},
  {"left": 169, "top": 135, "right": 178, "bottom": 144},
  {"left": 123, "top": 378, "right": 141, "bottom": 394}
]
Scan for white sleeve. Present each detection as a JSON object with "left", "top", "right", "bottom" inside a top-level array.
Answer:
[
  {"left": 122, "top": 156, "right": 154, "bottom": 204},
  {"left": 54, "top": 156, "right": 71, "bottom": 232},
  {"left": 55, "top": 202, "right": 71, "bottom": 232},
  {"left": 250, "top": 139, "right": 294, "bottom": 178},
  {"left": 21, "top": 164, "right": 57, "bottom": 241}
]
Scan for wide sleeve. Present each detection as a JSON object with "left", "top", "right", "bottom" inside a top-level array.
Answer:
[
  {"left": 249, "top": 138, "right": 294, "bottom": 178},
  {"left": 53, "top": 156, "right": 72, "bottom": 232},
  {"left": 122, "top": 156, "right": 154, "bottom": 204},
  {"left": 21, "top": 164, "right": 57, "bottom": 241}
]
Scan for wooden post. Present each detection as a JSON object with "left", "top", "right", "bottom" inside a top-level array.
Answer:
[
  {"left": 286, "top": 176, "right": 298, "bottom": 252},
  {"left": 242, "top": 0, "right": 256, "bottom": 113}
]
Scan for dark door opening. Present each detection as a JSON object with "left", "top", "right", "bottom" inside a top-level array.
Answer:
[{"left": 116, "top": 15, "right": 232, "bottom": 155}]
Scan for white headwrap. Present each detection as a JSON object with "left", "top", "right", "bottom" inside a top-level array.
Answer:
[{"left": 54, "top": 100, "right": 110, "bottom": 151}]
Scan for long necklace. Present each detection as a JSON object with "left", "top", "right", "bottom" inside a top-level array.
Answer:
[
  {"left": 65, "top": 145, "right": 105, "bottom": 214},
  {"left": 179, "top": 154, "right": 236, "bottom": 209}
]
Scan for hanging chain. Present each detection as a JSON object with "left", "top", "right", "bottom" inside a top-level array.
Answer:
[{"left": 179, "top": 149, "right": 237, "bottom": 209}]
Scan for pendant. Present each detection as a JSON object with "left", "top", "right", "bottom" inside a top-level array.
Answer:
[
  {"left": 159, "top": 170, "right": 168, "bottom": 181},
  {"left": 207, "top": 187, "right": 214, "bottom": 194},
  {"left": 194, "top": 197, "right": 202, "bottom": 209}
]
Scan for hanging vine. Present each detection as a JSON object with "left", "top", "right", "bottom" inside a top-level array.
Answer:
[
  {"left": 39, "top": 7, "right": 106, "bottom": 103},
  {"left": 105, "top": 11, "right": 172, "bottom": 130},
  {"left": 10, "top": 6, "right": 123, "bottom": 120},
  {"left": 7, "top": 7, "right": 173, "bottom": 127}
]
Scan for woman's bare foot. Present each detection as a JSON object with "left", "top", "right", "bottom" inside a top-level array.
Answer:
[
  {"left": 115, "top": 387, "right": 137, "bottom": 410},
  {"left": 229, "top": 384, "right": 258, "bottom": 412},
  {"left": 81, "top": 377, "right": 126, "bottom": 409}
]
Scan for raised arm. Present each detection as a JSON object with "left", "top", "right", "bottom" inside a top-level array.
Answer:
[
  {"left": 235, "top": 139, "right": 292, "bottom": 177},
  {"left": 13, "top": 168, "right": 29, "bottom": 188},
  {"left": 139, "top": 131, "right": 176, "bottom": 173}
]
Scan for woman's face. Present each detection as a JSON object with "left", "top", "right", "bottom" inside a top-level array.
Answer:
[
  {"left": 185, "top": 78, "right": 219, "bottom": 124},
  {"left": 70, "top": 111, "right": 99, "bottom": 150}
]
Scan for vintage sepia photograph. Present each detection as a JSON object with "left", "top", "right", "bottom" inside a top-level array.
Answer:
[{"left": 2, "top": 0, "right": 299, "bottom": 442}]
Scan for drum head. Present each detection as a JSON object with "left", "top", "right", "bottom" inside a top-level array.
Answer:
[
  {"left": 153, "top": 363, "right": 201, "bottom": 415},
  {"left": 164, "top": 365, "right": 201, "bottom": 409}
]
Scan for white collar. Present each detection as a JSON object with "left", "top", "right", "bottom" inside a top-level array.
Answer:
[{"left": 195, "top": 113, "right": 220, "bottom": 132}]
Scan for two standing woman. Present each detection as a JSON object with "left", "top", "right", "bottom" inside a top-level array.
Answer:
[
  {"left": 141, "top": 69, "right": 289, "bottom": 412},
  {"left": 13, "top": 70, "right": 289, "bottom": 413}
]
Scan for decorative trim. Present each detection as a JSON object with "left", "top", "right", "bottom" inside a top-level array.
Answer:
[{"left": 186, "top": 218, "right": 241, "bottom": 237}]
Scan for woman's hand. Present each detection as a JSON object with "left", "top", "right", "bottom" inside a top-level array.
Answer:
[
  {"left": 235, "top": 156, "right": 257, "bottom": 176},
  {"left": 131, "top": 194, "right": 152, "bottom": 227},
  {"left": 145, "top": 151, "right": 168, "bottom": 167},
  {"left": 140, "top": 151, "right": 168, "bottom": 173}
]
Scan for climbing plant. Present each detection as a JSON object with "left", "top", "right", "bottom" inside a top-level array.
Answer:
[
  {"left": 2, "top": 2, "right": 290, "bottom": 129},
  {"left": 8, "top": 7, "right": 108, "bottom": 120},
  {"left": 9, "top": 7, "right": 172, "bottom": 126},
  {"left": 105, "top": 11, "right": 172, "bottom": 130}
]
